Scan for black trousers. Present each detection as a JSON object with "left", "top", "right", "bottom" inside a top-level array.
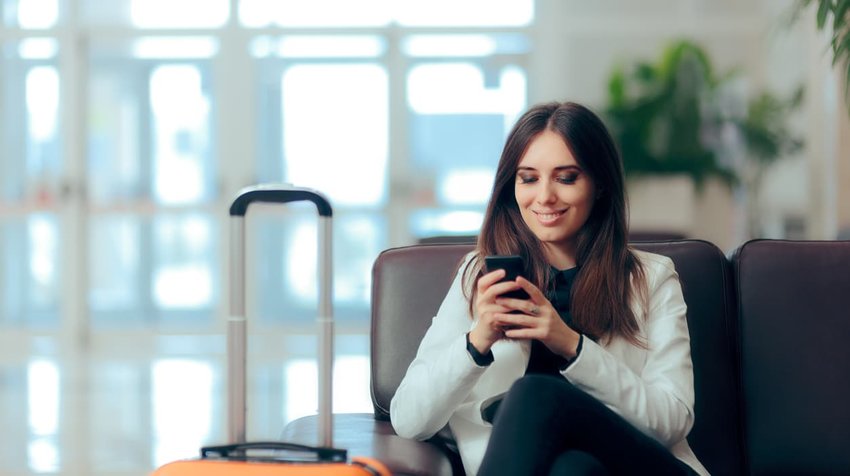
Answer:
[{"left": 476, "top": 374, "right": 697, "bottom": 476}]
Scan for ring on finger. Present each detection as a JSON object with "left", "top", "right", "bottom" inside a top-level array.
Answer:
[{"left": 530, "top": 305, "right": 540, "bottom": 315}]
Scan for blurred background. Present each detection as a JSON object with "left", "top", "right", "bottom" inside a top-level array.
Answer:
[{"left": 1, "top": 0, "right": 848, "bottom": 474}]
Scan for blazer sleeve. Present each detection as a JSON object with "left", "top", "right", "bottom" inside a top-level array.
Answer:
[
  {"left": 390, "top": 254, "right": 489, "bottom": 441},
  {"left": 562, "top": 255, "right": 695, "bottom": 447}
]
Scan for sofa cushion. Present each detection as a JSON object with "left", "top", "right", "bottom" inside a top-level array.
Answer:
[{"left": 733, "top": 239, "right": 850, "bottom": 475}]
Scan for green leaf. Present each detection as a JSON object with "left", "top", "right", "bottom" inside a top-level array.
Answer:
[
  {"left": 608, "top": 69, "right": 626, "bottom": 107},
  {"left": 839, "top": 33, "right": 850, "bottom": 66},
  {"left": 845, "top": 58, "right": 850, "bottom": 103},
  {"left": 817, "top": 0, "right": 831, "bottom": 29},
  {"left": 836, "top": 0, "right": 850, "bottom": 30}
]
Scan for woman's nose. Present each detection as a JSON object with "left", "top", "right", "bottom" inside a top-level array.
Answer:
[{"left": 536, "top": 181, "right": 556, "bottom": 204}]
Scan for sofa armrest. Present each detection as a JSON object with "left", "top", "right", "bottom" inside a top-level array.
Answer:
[{"left": 281, "top": 413, "right": 458, "bottom": 476}]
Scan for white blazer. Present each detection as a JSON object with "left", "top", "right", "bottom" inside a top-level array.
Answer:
[{"left": 390, "top": 250, "right": 708, "bottom": 476}]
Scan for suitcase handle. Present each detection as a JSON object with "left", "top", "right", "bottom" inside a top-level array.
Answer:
[
  {"left": 228, "top": 183, "right": 335, "bottom": 447},
  {"left": 229, "top": 184, "right": 332, "bottom": 217},
  {"left": 200, "top": 441, "right": 347, "bottom": 462}
]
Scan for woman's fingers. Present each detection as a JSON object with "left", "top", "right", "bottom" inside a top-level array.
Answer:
[
  {"left": 477, "top": 269, "right": 506, "bottom": 292},
  {"left": 494, "top": 313, "right": 534, "bottom": 328},
  {"left": 495, "top": 296, "right": 540, "bottom": 315},
  {"left": 477, "top": 270, "right": 530, "bottom": 300},
  {"left": 515, "top": 276, "right": 547, "bottom": 302}
]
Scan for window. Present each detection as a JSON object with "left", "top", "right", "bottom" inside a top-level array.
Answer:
[
  {"left": 87, "top": 42, "right": 218, "bottom": 326},
  {"left": 1, "top": 0, "right": 531, "bottom": 328},
  {"left": 0, "top": 2, "right": 532, "bottom": 469},
  {"left": 253, "top": 25, "right": 529, "bottom": 323},
  {"left": 0, "top": 36, "right": 62, "bottom": 327}
]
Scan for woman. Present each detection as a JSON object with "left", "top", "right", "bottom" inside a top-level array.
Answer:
[{"left": 390, "top": 102, "right": 707, "bottom": 475}]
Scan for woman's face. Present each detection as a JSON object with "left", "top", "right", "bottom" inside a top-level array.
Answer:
[{"left": 514, "top": 129, "right": 596, "bottom": 267}]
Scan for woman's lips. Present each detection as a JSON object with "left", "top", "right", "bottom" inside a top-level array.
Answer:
[{"left": 533, "top": 210, "right": 565, "bottom": 225}]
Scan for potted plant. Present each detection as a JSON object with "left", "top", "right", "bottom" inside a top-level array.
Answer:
[
  {"left": 605, "top": 40, "right": 737, "bottom": 187},
  {"left": 604, "top": 39, "right": 804, "bottom": 240}
]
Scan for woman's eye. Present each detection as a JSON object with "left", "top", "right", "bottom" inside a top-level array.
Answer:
[
  {"left": 518, "top": 175, "right": 537, "bottom": 184},
  {"left": 557, "top": 174, "right": 579, "bottom": 184}
]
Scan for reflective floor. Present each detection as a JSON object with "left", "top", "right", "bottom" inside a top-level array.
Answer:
[{"left": 0, "top": 331, "right": 372, "bottom": 476}]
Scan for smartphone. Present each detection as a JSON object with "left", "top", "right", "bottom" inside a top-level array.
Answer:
[{"left": 484, "top": 255, "right": 531, "bottom": 300}]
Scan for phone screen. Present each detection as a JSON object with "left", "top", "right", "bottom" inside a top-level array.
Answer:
[{"left": 484, "top": 255, "right": 531, "bottom": 300}]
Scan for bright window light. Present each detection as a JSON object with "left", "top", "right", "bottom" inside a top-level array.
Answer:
[
  {"left": 287, "top": 223, "right": 318, "bottom": 303},
  {"left": 334, "top": 216, "right": 380, "bottom": 304},
  {"left": 439, "top": 169, "right": 495, "bottom": 205},
  {"left": 27, "top": 360, "right": 59, "bottom": 436},
  {"left": 240, "top": 0, "right": 530, "bottom": 27},
  {"left": 284, "top": 356, "right": 371, "bottom": 423},
  {"left": 331, "top": 356, "right": 371, "bottom": 413},
  {"left": 499, "top": 66, "right": 528, "bottom": 130},
  {"left": 17, "top": 0, "right": 58, "bottom": 29},
  {"left": 26, "top": 360, "right": 61, "bottom": 471},
  {"left": 28, "top": 215, "right": 57, "bottom": 292},
  {"left": 240, "top": 0, "right": 391, "bottom": 27},
  {"left": 153, "top": 156, "right": 205, "bottom": 205},
  {"left": 154, "top": 264, "right": 212, "bottom": 308},
  {"left": 18, "top": 38, "right": 58, "bottom": 59},
  {"left": 153, "top": 216, "right": 213, "bottom": 309},
  {"left": 131, "top": 0, "right": 229, "bottom": 28},
  {"left": 285, "top": 360, "right": 317, "bottom": 423},
  {"left": 27, "top": 438, "right": 59, "bottom": 473},
  {"left": 282, "top": 64, "right": 388, "bottom": 206},
  {"left": 149, "top": 65, "right": 210, "bottom": 205},
  {"left": 152, "top": 360, "right": 213, "bottom": 466},
  {"left": 239, "top": 0, "right": 286, "bottom": 28},
  {"left": 403, "top": 35, "right": 497, "bottom": 57},
  {"left": 132, "top": 37, "right": 218, "bottom": 59},
  {"left": 396, "top": 0, "right": 533, "bottom": 26},
  {"left": 251, "top": 35, "right": 387, "bottom": 58},
  {"left": 90, "top": 217, "right": 140, "bottom": 311},
  {"left": 25, "top": 67, "right": 60, "bottom": 142},
  {"left": 407, "top": 63, "right": 526, "bottom": 118},
  {"left": 276, "top": 36, "right": 386, "bottom": 58},
  {"left": 410, "top": 210, "right": 484, "bottom": 236}
]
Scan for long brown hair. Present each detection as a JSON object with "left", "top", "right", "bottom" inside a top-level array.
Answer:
[{"left": 464, "top": 101, "right": 647, "bottom": 345}]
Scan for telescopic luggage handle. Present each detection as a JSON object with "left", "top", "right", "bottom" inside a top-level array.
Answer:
[
  {"left": 228, "top": 184, "right": 334, "bottom": 447},
  {"left": 229, "top": 185, "right": 333, "bottom": 218}
]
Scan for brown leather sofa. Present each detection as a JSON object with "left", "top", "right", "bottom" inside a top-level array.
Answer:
[{"left": 282, "top": 239, "right": 850, "bottom": 476}]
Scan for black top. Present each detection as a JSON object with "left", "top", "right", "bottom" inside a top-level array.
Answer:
[{"left": 525, "top": 266, "right": 581, "bottom": 375}]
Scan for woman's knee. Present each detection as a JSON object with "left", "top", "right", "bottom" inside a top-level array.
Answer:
[
  {"left": 498, "top": 375, "right": 582, "bottom": 417},
  {"left": 549, "top": 450, "right": 608, "bottom": 476},
  {"left": 502, "top": 375, "right": 606, "bottom": 426},
  {"left": 507, "top": 374, "right": 583, "bottom": 404}
]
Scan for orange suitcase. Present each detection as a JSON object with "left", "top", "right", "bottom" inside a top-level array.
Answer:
[
  {"left": 152, "top": 185, "right": 390, "bottom": 476},
  {"left": 153, "top": 442, "right": 390, "bottom": 475}
]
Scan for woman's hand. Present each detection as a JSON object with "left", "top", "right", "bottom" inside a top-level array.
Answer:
[
  {"left": 495, "top": 277, "right": 582, "bottom": 359},
  {"left": 469, "top": 269, "right": 524, "bottom": 354}
]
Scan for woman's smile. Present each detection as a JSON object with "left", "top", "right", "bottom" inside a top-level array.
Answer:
[{"left": 533, "top": 209, "right": 567, "bottom": 225}]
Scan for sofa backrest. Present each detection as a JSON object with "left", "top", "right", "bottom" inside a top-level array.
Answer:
[
  {"left": 634, "top": 240, "right": 743, "bottom": 476},
  {"left": 370, "top": 243, "right": 474, "bottom": 420},
  {"left": 370, "top": 240, "right": 744, "bottom": 475},
  {"left": 732, "top": 239, "right": 850, "bottom": 475}
]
